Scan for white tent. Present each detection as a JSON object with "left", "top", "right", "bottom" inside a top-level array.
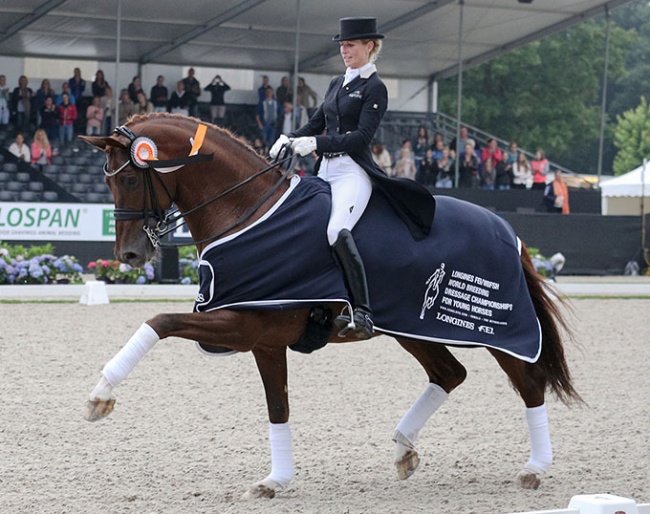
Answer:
[{"left": 600, "top": 161, "right": 650, "bottom": 215}]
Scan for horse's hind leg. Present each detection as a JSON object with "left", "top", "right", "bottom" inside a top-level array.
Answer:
[
  {"left": 487, "top": 348, "right": 550, "bottom": 490},
  {"left": 394, "top": 339, "right": 467, "bottom": 480}
]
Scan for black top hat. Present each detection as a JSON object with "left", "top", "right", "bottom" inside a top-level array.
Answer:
[{"left": 332, "top": 17, "right": 384, "bottom": 41}]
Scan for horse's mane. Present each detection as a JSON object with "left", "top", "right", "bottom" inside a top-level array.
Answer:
[{"left": 126, "top": 112, "right": 268, "bottom": 163}]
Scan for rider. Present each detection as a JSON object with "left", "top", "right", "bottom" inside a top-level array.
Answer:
[{"left": 270, "top": 17, "right": 436, "bottom": 339}]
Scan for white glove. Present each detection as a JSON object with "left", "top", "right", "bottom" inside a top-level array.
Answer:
[
  {"left": 290, "top": 137, "right": 317, "bottom": 157},
  {"left": 269, "top": 134, "right": 290, "bottom": 160}
]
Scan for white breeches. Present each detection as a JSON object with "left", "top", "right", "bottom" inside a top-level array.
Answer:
[{"left": 318, "top": 156, "right": 372, "bottom": 245}]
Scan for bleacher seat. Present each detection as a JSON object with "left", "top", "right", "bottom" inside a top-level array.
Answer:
[
  {"left": 0, "top": 171, "right": 10, "bottom": 184},
  {"left": 6, "top": 181, "right": 23, "bottom": 192},
  {"left": 65, "top": 165, "right": 81, "bottom": 175},
  {"left": 43, "top": 164, "right": 62, "bottom": 175},
  {"left": 71, "top": 183, "right": 89, "bottom": 195},
  {"left": 85, "top": 193, "right": 103, "bottom": 203},
  {"left": 19, "top": 191, "right": 39, "bottom": 202},
  {"left": 28, "top": 182, "right": 44, "bottom": 193},
  {"left": 3, "top": 162, "right": 18, "bottom": 173},
  {"left": 0, "top": 153, "right": 4, "bottom": 163},
  {"left": 43, "top": 191, "right": 59, "bottom": 202},
  {"left": 57, "top": 173, "right": 74, "bottom": 184},
  {"left": 78, "top": 174, "right": 94, "bottom": 184},
  {"left": 92, "top": 183, "right": 110, "bottom": 194},
  {"left": 51, "top": 155, "right": 65, "bottom": 165},
  {"left": 16, "top": 172, "right": 31, "bottom": 183},
  {"left": 0, "top": 190, "right": 16, "bottom": 201}
]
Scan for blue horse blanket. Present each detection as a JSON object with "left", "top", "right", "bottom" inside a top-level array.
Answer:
[{"left": 194, "top": 176, "right": 541, "bottom": 362}]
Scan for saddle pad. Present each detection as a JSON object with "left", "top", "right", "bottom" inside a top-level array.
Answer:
[{"left": 194, "top": 177, "right": 541, "bottom": 363}]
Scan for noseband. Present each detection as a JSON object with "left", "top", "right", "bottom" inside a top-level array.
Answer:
[{"left": 105, "top": 124, "right": 293, "bottom": 248}]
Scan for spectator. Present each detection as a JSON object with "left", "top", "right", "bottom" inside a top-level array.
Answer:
[
  {"left": 531, "top": 149, "right": 550, "bottom": 190},
  {"left": 8, "top": 132, "right": 30, "bottom": 162},
  {"left": 432, "top": 131, "right": 444, "bottom": 150},
  {"left": 30, "top": 129, "right": 53, "bottom": 167},
  {"left": 480, "top": 157, "right": 496, "bottom": 190},
  {"left": 394, "top": 139, "right": 412, "bottom": 166},
  {"left": 39, "top": 96, "right": 59, "bottom": 143},
  {"left": 257, "top": 75, "right": 271, "bottom": 104},
  {"left": 297, "top": 77, "right": 318, "bottom": 115},
  {"left": 252, "top": 136, "right": 266, "bottom": 156},
  {"left": 0, "top": 74, "right": 10, "bottom": 126},
  {"left": 481, "top": 138, "right": 503, "bottom": 166},
  {"left": 371, "top": 141, "right": 392, "bottom": 176},
  {"left": 293, "top": 95, "right": 309, "bottom": 129},
  {"left": 134, "top": 91, "right": 153, "bottom": 115},
  {"left": 434, "top": 146, "right": 454, "bottom": 189},
  {"left": 92, "top": 70, "right": 110, "bottom": 98},
  {"left": 431, "top": 138, "right": 445, "bottom": 160},
  {"left": 512, "top": 152, "right": 533, "bottom": 189},
  {"left": 182, "top": 67, "right": 201, "bottom": 118},
  {"left": 416, "top": 147, "right": 437, "bottom": 188},
  {"left": 495, "top": 157, "right": 513, "bottom": 190},
  {"left": 506, "top": 141, "right": 518, "bottom": 167},
  {"left": 150, "top": 75, "right": 169, "bottom": 113},
  {"left": 127, "top": 76, "right": 144, "bottom": 104},
  {"left": 204, "top": 75, "right": 230, "bottom": 125},
  {"left": 34, "top": 79, "right": 55, "bottom": 127},
  {"left": 458, "top": 142, "right": 480, "bottom": 188},
  {"left": 117, "top": 89, "right": 134, "bottom": 125},
  {"left": 101, "top": 86, "right": 113, "bottom": 134},
  {"left": 543, "top": 170, "right": 570, "bottom": 214},
  {"left": 412, "top": 126, "right": 429, "bottom": 174},
  {"left": 256, "top": 86, "right": 278, "bottom": 148},
  {"left": 12, "top": 75, "right": 33, "bottom": 132},
  {"left": 85, "top": 96, "right": 104, "bottom": 135},
  {"left": 68, "top": 67, "right": 86, "bottom": 105},
  {"left": 55, "top": 82, "right": 76, "bottom": 107},
  {"left": 394, "top": 146, "right": 417, "bottom": 180},
  {"left": 278, "top": 99, "right": 307, "bottom": 137},
  {"left": 57, "top": 92, "right": 77, "bottom": 144},
  {"left": 450, "top": 125, "right": 469, "bottom": 153},
  {"left": 168, "top": 81, "right": 190, "bottom": 116},
  {"left": 275, "top": 76, "right": 292, "bottom": 108}
]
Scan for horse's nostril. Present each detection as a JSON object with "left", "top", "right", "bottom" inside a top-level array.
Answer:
[{"left": 122, "top": 252, "right": 138, "bottom": 263}]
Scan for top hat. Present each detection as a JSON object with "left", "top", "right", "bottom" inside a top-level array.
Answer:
[{"left": 332, "top": 17, "right": 384, "bottom": 41}]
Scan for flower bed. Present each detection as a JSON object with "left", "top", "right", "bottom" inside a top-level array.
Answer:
[{"left": 0, "top": 242, "right": 84, "bottom": 284}]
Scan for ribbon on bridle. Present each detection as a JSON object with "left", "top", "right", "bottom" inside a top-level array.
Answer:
[{"left": 106, "top": 123, "right": 294, "bottom": 249}]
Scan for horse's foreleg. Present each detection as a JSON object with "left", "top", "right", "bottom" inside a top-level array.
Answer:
[
  {"left": 242, "top": 344, "right": 294, "bottom": 500},
  {"left": 488, "top": 348, "right": 550, "bottom": 489},
  {"left": 394, "top": 339, "right": 467, "bottom": 480},
  {"left": 84, "top": 310, "right": 268, "bottom": 422}
]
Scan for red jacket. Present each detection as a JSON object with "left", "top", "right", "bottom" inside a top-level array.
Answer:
[{"left": 58, "top": 103, "right": 77, "bottom": 126}]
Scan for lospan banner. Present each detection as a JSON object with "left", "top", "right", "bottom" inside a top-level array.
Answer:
[{"left": 0, "top": 202, "right": 115, "bottom": 242}]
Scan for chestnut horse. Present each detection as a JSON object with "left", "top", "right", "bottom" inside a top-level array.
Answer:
[{"left": 81, "top": 114, "right": 580, "bottom": 500}]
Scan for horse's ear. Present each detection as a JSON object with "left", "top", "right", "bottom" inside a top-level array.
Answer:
[{"left": 79, "top": 135, "right": 128, "bottom": 151}]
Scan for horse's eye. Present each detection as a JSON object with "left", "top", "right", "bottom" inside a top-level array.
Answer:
[{"left": 125, "top": 175, "right": 139, "bottom": 187}]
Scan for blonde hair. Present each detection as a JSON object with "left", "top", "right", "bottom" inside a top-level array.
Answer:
[
  {"left": 364, "top": 38, "right": 383, "bottom": 63},
  {"left": 34, "top": 129, "right": 50, "bottom": 149}
]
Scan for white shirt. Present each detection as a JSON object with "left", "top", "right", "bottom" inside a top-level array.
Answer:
[{"left": 343, "top": 62, "right": 375, "bottom": 86}]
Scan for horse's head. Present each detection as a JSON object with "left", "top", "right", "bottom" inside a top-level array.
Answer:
[
  {"left": 81, "top": 113, "right": 282, "bottom": 268},
  {"left": 80, "top": 114, "right": 213, "bottom": 267}
]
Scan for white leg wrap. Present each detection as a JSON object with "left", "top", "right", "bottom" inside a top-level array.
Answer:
[
  {"left": 101, "top": 323, "right": 160, "bottom": 388},
  {"left": 394, "top": 383, "right": 448, "bottom": 448},
  {"left": 265, "top": 422, "right": 294, "bottom": 488},
  {"left": 525, "top": 403, "right": 553, "bottom": 473}
]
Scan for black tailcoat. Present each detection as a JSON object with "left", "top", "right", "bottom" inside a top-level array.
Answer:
[{"left": 291, "top": 68, "right": 435, "bottom": 240}]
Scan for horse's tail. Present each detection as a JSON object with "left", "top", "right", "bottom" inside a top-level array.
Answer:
[{"left": 521, "top": 243, "right": 584, "bottom": 406}]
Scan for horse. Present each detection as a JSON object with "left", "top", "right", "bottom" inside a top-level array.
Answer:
[{"left": 81, "top": 113, "right": 581, "bottom": 500}]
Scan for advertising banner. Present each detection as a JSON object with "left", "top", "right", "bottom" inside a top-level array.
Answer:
[{"left": 0, "top": 202, "right": 115, "bottom": 242}]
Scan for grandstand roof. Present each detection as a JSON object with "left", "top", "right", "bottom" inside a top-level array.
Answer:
[{"left": 0, "top": 0, "right": 633, "bottom": 80}]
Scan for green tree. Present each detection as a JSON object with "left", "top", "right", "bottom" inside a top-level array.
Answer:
[
  {"left": 612, "top": 96, "right": 650, "bottom": 175},
  {"left": 437, "top": 19, "right": 634, "bottom": 174}
]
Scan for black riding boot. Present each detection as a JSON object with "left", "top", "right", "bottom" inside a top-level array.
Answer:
[{"left": 332, "top": 229, "right": 374, "bottom": 340}]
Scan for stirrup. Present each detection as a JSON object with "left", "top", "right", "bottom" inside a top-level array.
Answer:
[{"left": 335, "top": 308, "right": 374, "bottom": 340}]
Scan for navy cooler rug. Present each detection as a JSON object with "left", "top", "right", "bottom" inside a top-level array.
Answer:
[{"left": 194, "top": 176, "right": 541, "bottom": 363}]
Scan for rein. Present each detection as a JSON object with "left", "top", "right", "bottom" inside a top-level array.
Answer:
[{"left": 106, "top": 124, "right": 294, "bottom": 248}]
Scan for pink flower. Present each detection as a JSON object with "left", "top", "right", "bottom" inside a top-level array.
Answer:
[{"left": 87, "top": 262, "right": 97, "bottom": 269}]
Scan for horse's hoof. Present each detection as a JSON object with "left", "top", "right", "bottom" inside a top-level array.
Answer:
[
  {"left": 395, "top": 449, "right": 420, "bottom": 480},
  {"left": 241, "top": 483, "right": 276, "bottom": 500},
  {"left": 83, "top": 398, "right": 116, "bottom": 422},
  {"left": 516, "top": 469, "right": 542, "bottom": 490}
]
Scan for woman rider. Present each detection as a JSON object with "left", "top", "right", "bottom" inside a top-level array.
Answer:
[{"left": 270, "top": 17, "right": 435, "bottom": 340}]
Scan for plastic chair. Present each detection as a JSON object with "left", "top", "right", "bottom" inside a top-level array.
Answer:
[{"left": 43, "top": 191, "right": 59, "bottom": 202}]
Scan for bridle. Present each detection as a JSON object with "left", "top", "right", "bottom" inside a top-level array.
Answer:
[{"left": 104, "top": 124, "right": 294, "bottom": 248}]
